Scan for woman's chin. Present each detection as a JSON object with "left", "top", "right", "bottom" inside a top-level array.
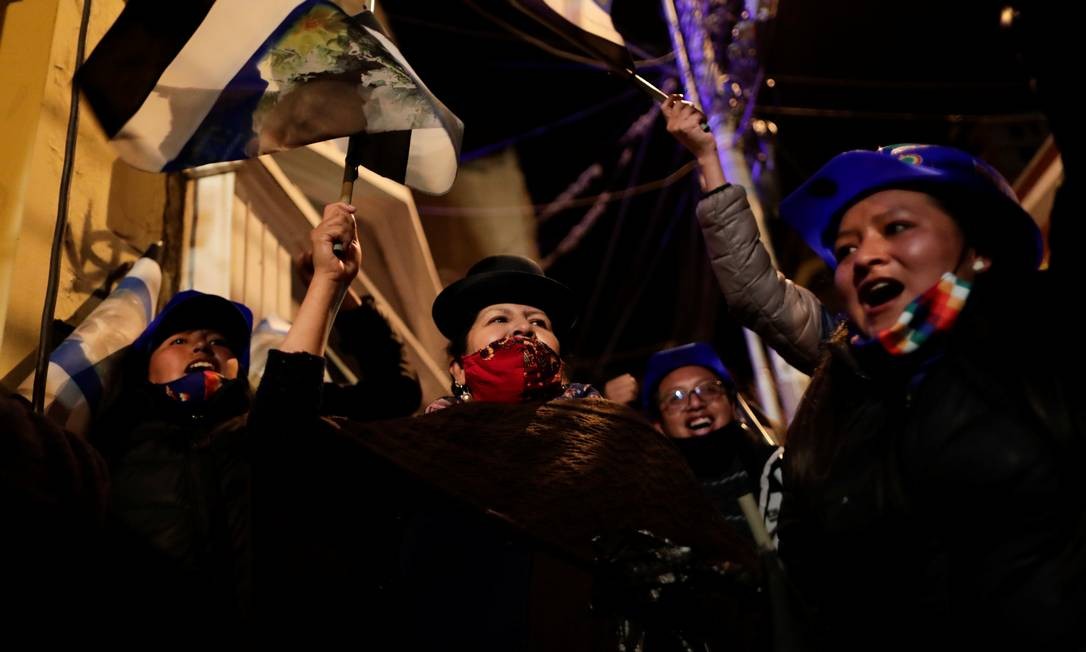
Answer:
[{"left": 859, "top": 301, "right": 905, "bottom": 336}]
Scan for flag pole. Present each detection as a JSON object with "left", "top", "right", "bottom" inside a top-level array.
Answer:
[
  {"left": 628, "top": 72, "right": 669, "bottom": 102},
  {"left": 333, "top": 136, "right": 362, "bottom": 257},
  {"left": 339, "top": 153, "right": 358, "bottom": 205},
  {"left": 736, "top": 392, "right": 779, "bottom": 447},
  {"left": 319, "top": 140, "right": 361, "bottom": 326},
  {"left": 491, "top": 0, "right": 708, "bottom": 133},
  {"left": 33, "top": 0, "right": 93, "bottom": 413},
  {"left": 625, "top": 70, "right": 709, "bottom": 132}
]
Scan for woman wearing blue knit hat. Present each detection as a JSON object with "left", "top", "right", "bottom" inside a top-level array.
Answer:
[
  {"left": 662, "top": 97, "right": 1084, "bottom": 649},
  {"left": 642, "top": 342, "right": 783, "bottom": 549}
]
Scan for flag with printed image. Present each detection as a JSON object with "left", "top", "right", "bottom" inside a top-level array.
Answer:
[{"left": 77, "top": 0, "right": 463, "bottom": 194}]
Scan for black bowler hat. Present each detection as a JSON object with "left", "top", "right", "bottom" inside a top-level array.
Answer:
[{"left": 432, "top": 255, "right": 575, "bottom": 342}]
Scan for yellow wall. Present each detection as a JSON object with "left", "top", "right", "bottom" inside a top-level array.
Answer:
[
  {"left": 0, "top": 0, "right": 170, "bottom": 385},
  {"left": 0, "top": 0, "right": 60, "bottom": 375},
  {"left": 416, "top": 148, "right": 540, "bottom": 287}
]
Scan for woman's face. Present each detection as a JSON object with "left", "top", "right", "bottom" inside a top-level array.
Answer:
[
  {"left": 832, "top": 189, "right": 983, "bottom": 335},
  {"left": 450, "top": 303, "right": 560, "bottom": 385},
  {"left": 465, "top": 303, "right": 560, "bottom": 355},
  {"left": 653, "top": 365, "right": 734, "bottom": 439},
  {"left": 147, "top": 329, "right": 239, "bottom": 384}
]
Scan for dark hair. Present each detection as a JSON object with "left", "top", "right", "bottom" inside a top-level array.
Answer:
[
  {"left": 924, "top": 189, "right": 1038, "bottom": 275},
  {"left": 446, "top": 329, "right": 470, "bottom": 362},
  {"left": 782, "top": 325, "right": 889, "bottom": 500}
]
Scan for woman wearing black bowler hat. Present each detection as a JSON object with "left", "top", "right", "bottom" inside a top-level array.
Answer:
[
  {"left": 265, "top": 253, "right": 768, "bottom": 649},
  {"left": 426, "top": 254, "right": 600, "bottom": 412}
]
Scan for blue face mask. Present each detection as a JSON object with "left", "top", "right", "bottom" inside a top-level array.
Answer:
[{"left": 157, "top": 369, "right": 229, "bottom": 407}]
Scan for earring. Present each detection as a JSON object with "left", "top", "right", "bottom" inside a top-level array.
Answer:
[
  {"left": 972, "top": 258, "right": 988, "bottom": 272},
  {"left": 452, "top": 381, "right": 472, "bottom": 402}
]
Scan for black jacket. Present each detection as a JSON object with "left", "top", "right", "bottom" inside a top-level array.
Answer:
[
  {"left": 91, "top": 349, "right": 325, "bottom": 630},
  {"left": 779, "top": 271, "right": 1086, "bottom": 650},
  {"left": 672, "top": 421, "right": 783, "bottom": 546},
  {"left": 0, "top": 390, "right": 108, "bottom": 635},
  {"left": 259, "top": 398, "right": 767, "bottom": 648}
]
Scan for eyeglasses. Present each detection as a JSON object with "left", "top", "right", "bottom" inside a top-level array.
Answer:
[{"left": 658, "top": 379, "right": 727, "bottom": 413}]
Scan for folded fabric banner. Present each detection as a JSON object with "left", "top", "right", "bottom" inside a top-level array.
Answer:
[
  {"left": 247, "top": 315, "right": 292, "bottom": 388},
  {"left": 18, "top": 255, "right": 162, "bottom": 437}
]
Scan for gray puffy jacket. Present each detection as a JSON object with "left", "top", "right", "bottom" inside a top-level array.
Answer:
[{"left": 695, "top": 184, "right": 832, "bottom": 374}]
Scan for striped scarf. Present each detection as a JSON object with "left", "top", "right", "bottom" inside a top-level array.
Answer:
[{"left": 854, "top": 272, "right": 972, "bottom": 356}]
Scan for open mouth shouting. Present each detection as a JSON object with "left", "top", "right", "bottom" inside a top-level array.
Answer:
[
  {"left": 185, "top": 359, "right": 219, "bottom": 374},
  {"left": 856, "top": 277, "right": 906, "bottom": 326},
  {"left": 685, "top": 415, "right": 716, "bottom": 437}
]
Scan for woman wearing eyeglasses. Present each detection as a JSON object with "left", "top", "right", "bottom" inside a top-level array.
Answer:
[{"left": 643, "top": 343, "right": 783, "bottom": 547}]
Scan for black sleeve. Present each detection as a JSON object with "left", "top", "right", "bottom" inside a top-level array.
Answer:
[
  {"left": 251, "top": 349, "right": 326, "bottom": 428},
  {"left": 321, "top": 375, "right": 422, "bottom": 421},
  {"left": 925, "top": 411, "right": 1084, "bottom": 646}
]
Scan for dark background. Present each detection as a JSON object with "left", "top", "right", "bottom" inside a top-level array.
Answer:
[{"left": 381, "top": 0, "right": 1052, "bottom": 391}]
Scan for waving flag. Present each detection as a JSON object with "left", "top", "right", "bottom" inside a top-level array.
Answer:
[
  {"left": 18, "top": 252, "right": 162, "bottom": 437},
  {"left": 509, "top": 0, "right": 634, "bottom": 71},
  {"left": 474, "top": 0, "right": 673, "bottom": 103},
  {"left": 77, "top": 0, "right": 463, "bottom": 194}
]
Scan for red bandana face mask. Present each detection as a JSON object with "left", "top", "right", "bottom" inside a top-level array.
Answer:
[{"left": 461, "top": 336, "right": 564, "bottom": 403}]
